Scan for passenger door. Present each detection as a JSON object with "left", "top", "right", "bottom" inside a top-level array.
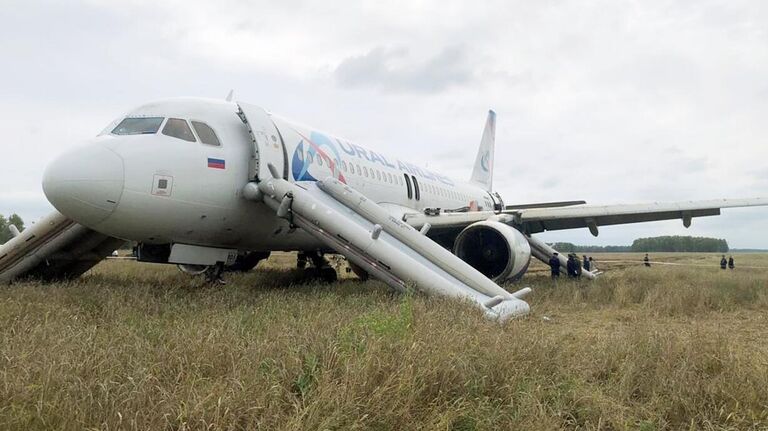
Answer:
[{"left": 236, "top": 102, "right": 286, "bottom": 181}]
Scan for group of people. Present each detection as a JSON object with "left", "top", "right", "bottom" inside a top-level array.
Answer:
[
  {"left": 550, "top": 252, "right": 738, "bottom": 278},
  {"left": 644, "top": 253, "right": 735, "bottom": 270},
  {"left": 720, "top": 255, "right": 736, "bottom": 270},
  {"left": 548, "top": 253, "right": 595, "bottom": 279}
]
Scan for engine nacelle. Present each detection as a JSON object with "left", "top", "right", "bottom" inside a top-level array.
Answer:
[{"left": 453, "top": 220, "right": 532, "bottom": 282}]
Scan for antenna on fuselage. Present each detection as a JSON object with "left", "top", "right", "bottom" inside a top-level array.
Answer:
[{"left": 225, "top": 89, "right": 234, "bottom": 102}]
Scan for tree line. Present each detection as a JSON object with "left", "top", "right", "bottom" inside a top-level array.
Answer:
[
  {"left": 551, "top": 235, "right": 729, "bottom": 253},
  {"left": 0, "top": 214, "right": 26, "bottom": 245},
  {"left": 630, "top": 236, "right": 728, "bottom": 253},
  {"left": 550, "top": 243, "right": 632, "bottom": 253}
]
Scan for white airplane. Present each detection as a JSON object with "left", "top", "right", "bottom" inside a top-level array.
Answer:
[{"left": 1, "top": 97, "right": 765, "bottom": 321}]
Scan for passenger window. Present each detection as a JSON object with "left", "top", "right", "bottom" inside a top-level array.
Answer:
[
  {"left": 404, "top": 174, "right": 412, "bottom": 199},
  {"left": 318, "top": 156, "right": 324, "bottom": 167},
  {"left": 162, "top": 118, "right": 196, "bottom": 142},
  {"left": 342, "top": 161, "right": 348, "bottom": 172},
  {"left": 363, "top": 167, "right": 369, "bottom": 177},
  {"left": 112, "top": 117, "right": 164, "bottom": 135},
  {"left": 308, "top": 153, "right": 314, "bottom": 164},
  {"left": 356, "top": 165, "right": 361, "bottom": 175},
  {"left": 191, "top": 121, "right": 221, "bottom": 146},
  {"left": 376, "top": 171, "right": 381, "bottom": 181},
  {"left": 411, "top": 175, "right": 420, "bottom": 201}
]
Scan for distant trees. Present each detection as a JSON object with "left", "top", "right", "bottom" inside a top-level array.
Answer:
[
  {"left": 551, "top": 242, "right": 632, "bottom": 253},
  {"left": 550, "top": 236, "right": 729, "bottom": 253},
  {"left": 631, "top": 236, "right": 728, "bottom": 253},
  {"left": 0, "top": 213, "right": 25, "bottom": 245}
]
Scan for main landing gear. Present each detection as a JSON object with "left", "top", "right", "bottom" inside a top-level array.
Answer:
[{"left": 297, "top": 251, "right": 338, "bottom": 282}]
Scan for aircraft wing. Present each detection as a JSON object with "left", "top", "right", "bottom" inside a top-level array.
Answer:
[
  {"left": 0, "top": 211, "right": 125, "bottom": 283},
  {"left": 403, "top": 197, "right": 768, "bottom": 237}
]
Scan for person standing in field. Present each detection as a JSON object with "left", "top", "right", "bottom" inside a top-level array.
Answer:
[
  {"left": 720, "top": 255, "right": 728, "bottom": 270},
  {"left": 566, "top": 254, "right": 577, "bottom": 278},
  {"left": 588, "top": 256, "right": 596, "bottom": 272},
  {"left": 728, "top": 256, "right": 735, "bottom": 270},
  {"left": 549, "top": 252, "right": 561, "bottom": 279},
  {"left": 575, "top": 255, "right": 583, "bottom": 278},
  {"left": 644, "top": 254, "right": 651, "bottom": 267},
  {"left": 582, "top": 255, "right": 590, "bottom": 271}
]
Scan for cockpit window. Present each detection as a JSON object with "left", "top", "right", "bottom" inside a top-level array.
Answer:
[
  {"left": 162, "top": 118, "right": 196, "bottom": 142},
  {"left": 191, "top": 121, "right": 221, "bottom": 146},
  {"left": 111, "top": 117, "right": 164, "bottom": 135}
]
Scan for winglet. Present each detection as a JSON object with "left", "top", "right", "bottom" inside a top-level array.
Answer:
[
  {"left": 470, "top": 110, "right": 495, "bottom": 191},
  {"left": 225, "top": 90, "right": 234, "bottom": 102}
]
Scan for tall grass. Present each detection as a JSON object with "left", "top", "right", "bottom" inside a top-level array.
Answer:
[{"left": 1, "top": 255, "right": 767, "bottom": 430}]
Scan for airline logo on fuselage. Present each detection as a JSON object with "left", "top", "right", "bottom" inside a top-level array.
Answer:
[
  {"left": 291, "top": 131, "right": 347, "bottom": 183},
  {"left": 290, "top": 130, "right": 454, "bottom": 186}
]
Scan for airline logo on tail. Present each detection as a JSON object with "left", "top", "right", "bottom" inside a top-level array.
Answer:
[{"left": 480, "top": 151, "right": 490, "bottom": 172}]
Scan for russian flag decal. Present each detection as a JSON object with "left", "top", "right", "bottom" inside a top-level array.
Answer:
[{"left": 207, "top": 158, "right": 225, "bottom": 169}]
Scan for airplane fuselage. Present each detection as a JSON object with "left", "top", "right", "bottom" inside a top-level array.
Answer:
[{"left": 43, "top": 98, "right": 497, "bottom": 252}]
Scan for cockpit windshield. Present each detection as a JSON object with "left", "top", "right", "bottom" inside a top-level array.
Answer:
[
  {"left": 162, "top": 118, "right": 197, "bottom": 142},
  {"left": 111, "top": 117, "right": 164, "bottom": 135}
]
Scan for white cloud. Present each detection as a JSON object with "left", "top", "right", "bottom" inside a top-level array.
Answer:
[
  {"left": 1, "top": 0, "right": 767, "bottom": 246},
  {"left": 334, "top": 45, "right": 474, "bottom": 93}
]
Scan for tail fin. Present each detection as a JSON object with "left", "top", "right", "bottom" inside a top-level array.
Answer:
[{"left": 470, "top": 110, "right": 496, "bottom": 191}]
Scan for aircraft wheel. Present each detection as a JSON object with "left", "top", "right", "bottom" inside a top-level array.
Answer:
[
  {"left": 320, "top": 266, "right": 338, "bottom": 283},
  {"left": 348, "top": 262, "right": 369, "bottom": 280},
  {"left": 178, "top": 264, "right": 209, "bottom": 275}
]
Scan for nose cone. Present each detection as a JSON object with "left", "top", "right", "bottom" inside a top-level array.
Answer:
[{"left": 43, "top": 144, "right": 124, "bottom": 227}]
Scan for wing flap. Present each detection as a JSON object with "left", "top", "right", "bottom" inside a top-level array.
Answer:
[{"left": 516, "top": 198, "right": 767, "bottom": 235}]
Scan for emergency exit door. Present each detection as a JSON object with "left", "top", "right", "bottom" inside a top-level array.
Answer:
[{"left": 236, "top": 102, "right": 287, "bottom": 181}]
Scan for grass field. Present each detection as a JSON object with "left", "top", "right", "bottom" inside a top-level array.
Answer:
[{"left": 1, "top": 252, "right": 768, "bottom": 430}]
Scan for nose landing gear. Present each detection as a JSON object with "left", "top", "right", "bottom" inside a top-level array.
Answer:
[{"left": 205, "top": 262, "right": 227, "bottom": 285}]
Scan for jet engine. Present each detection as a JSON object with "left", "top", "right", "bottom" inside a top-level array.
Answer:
[{"left": 453, "top": 220, "right": 531, "bottom": 282}]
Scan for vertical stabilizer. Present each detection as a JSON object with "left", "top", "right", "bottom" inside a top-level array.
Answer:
[{"left": 470, "top": 110, "right": 496, "bottom": 191}]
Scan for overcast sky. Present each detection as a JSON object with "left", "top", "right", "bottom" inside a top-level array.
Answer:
[{"left": 1, "top": 0, "right": 767, "bottom": 247}]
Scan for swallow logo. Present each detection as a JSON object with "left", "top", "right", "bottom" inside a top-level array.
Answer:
[
  {"left": 291, "top": 131, "right": 347, "bottom": 183},
  {"left": 480, "top": 151, "right": 490, "bottom": 172}
]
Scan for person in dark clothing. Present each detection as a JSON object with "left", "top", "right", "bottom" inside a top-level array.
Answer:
[
  {"left": 575, "top": 255, "right": 583, "bottom": 278},
  {"left": 720, "top": 255, "right": 728, "bottom": 270},
  {"left": 644, "top": 254, "right": 651, "bottom": 267},
  {"left": 549, "top": 252, "right": 561, "bottom": 278},
  {"left": 728, "top": 256, "right": 735, "bottom": 270},
  {"left": 566, "top": 254, "right": 577, "bottom": 278},
  {"left": 583, "top": 255, "right": 590, "bottom": 271},
  {"left": 588, "top": 256, "right": 596, "bottom": 272}
]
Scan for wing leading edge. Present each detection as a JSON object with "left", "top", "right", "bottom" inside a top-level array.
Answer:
[
  {"left": 514, "top": 197, "right": 767, "bottom": 236},
  {"left": 403, "top": 197, "right": 768, "bottom": 237}
]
